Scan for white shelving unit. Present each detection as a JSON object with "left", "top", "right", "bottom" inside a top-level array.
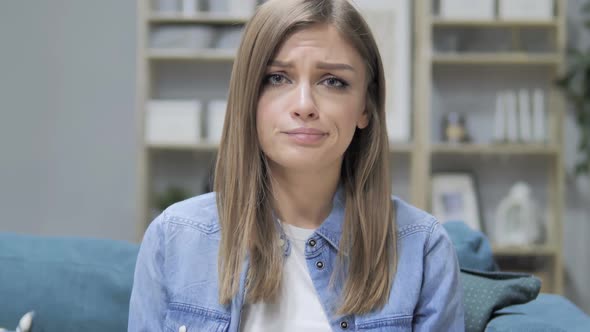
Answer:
[
  {"left": 136, "top": 2, "right": 417, "bottom": 241},
  {"left": 415, "top": 0, "right": 567, "bottom": 293},
  {"left": 137, "top": 0, "right": 566, "bottom": 294},
  {"left": 136, "top": 2, "right": 252, "bottom": 240}
]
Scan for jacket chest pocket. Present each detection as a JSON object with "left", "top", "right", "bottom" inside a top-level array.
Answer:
[
  {"left": 164, "top": 302, "right": 230, "bottom": 332},
  {"left": 357, "top": 316, "right": 413, "bottom": 332}
]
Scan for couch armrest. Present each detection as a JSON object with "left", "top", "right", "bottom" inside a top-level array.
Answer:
[{"left": 486, "top": 294, "right": 590, "bottom": 332}]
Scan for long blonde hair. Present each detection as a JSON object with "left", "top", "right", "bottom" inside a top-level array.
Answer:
[{"left": 214, "top": 0, "right": 396, "bottom": 315}]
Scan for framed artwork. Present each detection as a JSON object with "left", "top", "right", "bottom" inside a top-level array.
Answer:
[
  {"left": 356, "top": 0, "right": 411, "bottom": 142},
  {"left": 431, "top": 172, "right": 482, "bottom": 231}
]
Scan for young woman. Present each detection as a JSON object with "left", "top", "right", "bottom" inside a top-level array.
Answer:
[{"left": 129, "top": 0, "right": 464, "bottom": 331}]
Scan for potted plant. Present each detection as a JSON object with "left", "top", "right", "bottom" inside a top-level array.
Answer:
[
  {"left": 154, "top": 186, "right": 191, "bottom": 213},
  {"left": 556, "top": 2, "right": 590, "bottom": 176}
]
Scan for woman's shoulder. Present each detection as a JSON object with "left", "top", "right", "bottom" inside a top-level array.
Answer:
[
  {"left": 391, "top": 195, "right": 439, "bottom": 239},
  {"left": 155, "top": 192, "right": 221, "bottom": 235},
  {"left": 138, "top": 192, "right": 228, "bottom": 318}
]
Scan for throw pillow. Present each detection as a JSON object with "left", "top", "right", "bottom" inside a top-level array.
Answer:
[
  {"left": 443, "top": 221, "right": 498, "bottom": 272},
  {"left": 461, "top": 268, "right": 541, "bottom": 332}
]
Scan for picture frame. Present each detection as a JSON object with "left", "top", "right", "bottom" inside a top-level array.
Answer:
[{"left": 431, "top": 172, "right": 483, "bottom": 232}]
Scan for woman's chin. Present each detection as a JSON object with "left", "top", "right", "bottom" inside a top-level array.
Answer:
[{"left": 267, "top": 154, "right": 342, "bottom": 174}]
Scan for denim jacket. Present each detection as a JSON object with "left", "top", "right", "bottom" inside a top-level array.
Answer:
[{"left": 128, "top": 190, "right": 465, "bottom": 332}]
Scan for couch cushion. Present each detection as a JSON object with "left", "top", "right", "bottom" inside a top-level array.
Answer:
[
  {"left": 443, "top": 221, "right": 497, "bottom": 272},
  {"left": 461, "top": 268, "right": 541, "bottom": 332},
  {"left": 0, "top": 232, "right": 139, "bottom": 332},
  {"left": 486, "top": 294, "right": 590, "bottom": 332}
]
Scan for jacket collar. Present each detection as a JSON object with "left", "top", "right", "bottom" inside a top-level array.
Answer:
[
  {"left": 273, "top": 184, "right": 347, "bottom": 254},
  {"left": 315, "top": 184, "right": 346, "bottom": 252}
]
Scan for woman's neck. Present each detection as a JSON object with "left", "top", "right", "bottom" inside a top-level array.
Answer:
[{"left": 269, "top": 162, "right": 341, "bottom": 229}]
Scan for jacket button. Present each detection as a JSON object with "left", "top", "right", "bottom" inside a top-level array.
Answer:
[
  {"left": 308, "top": 239, "right": 316, "bottom": 247},
  {"left": 316, "top": 261, "right": 324, "bottom": 269},
  {"left": 340, "top": 321, "right": 349, "bottom": 329},
  {"left": 179, "top": 325, "right": 187, "bottom": 332}
]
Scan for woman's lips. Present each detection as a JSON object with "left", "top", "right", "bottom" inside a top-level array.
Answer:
[{"left": 283, "top": 128, "right": 327, "bottom": 145}]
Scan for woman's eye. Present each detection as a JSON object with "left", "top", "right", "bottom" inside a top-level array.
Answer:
[
  {"left": 323, "top": 77, "right": 349, "bottom": 89},
  {"left": 265, "top": 74, "right": 287, "bottom": 86}
]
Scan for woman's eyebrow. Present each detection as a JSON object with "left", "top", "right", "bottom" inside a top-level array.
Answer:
[
  {"left": 268, "top": 60, "right": 293, "bottom": 68},
  {"left": 316, "top": 62, "right": 355, "bottom": 72},
  {"left": 267, "top": 60, "right": 355, "bottom": 72}
]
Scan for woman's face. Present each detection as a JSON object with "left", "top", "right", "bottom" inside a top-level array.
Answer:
[{"left": 256, "top": 23, "right": 368, "bottom": 173}]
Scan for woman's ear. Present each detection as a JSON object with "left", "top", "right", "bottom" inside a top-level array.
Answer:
[{"left": 357, "top": 108, "right": 369, "bottom": 129}]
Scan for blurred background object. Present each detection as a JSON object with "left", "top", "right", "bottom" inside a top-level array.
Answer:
[
  {"left": 556, "top": 1, "right": 590, "bottom": 176},
  {"left": 422, "top": 0, "right": 568, "bottom": 296}
]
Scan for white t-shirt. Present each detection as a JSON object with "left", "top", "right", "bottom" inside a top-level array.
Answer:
[{"left": 240, "top": 223, "right": 332, "bottom": 332}]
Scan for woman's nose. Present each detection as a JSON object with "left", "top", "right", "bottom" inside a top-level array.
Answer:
[{"left": 291, "top": 82, "right": 318, "bottom": 120}]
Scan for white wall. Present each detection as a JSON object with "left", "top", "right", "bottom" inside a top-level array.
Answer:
[{"left": 0, "top": 0, "right": 138, "bottom": 241}]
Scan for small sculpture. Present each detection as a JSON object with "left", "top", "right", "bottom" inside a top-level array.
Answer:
[
  {"left": 494, "top": 182, "right": 544, "bottom": 246},
  {"left": 442, "top": 111, "right": 470, "bottom": 143}
]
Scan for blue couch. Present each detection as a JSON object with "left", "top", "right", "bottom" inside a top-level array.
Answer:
[
  {"left": 0, "top": 223, "right": 588, "bottom": 332},
  {"left": 444, "top": 221, "right": 590, "bottom": 331}
]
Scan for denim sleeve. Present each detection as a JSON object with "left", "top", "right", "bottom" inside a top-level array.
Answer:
[
  {"left": 128, "top": 213, "right": 168, "bottom": 331},
  {"left": 413, "top": 221, "right": 465, "bottom": 331}
]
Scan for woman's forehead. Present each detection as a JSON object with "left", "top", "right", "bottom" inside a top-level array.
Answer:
[{"left": 271, "top": 24, "right": 364, "bottom": 67}]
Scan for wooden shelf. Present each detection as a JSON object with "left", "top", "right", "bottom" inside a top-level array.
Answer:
[
  {"left": 149, "top": 13, "right": 249, "bottom": 25},
  {"left": 138, "top": 0, "right": 567, "bottom": 294},
  {"left": 432, "top": 18, "right": 558, "bottom": 28},
  {"left": 147, "top": 48, "right": 236, "bottom": 61},
  {"left": 432, "top": 53, "right": 560, "bottom": 65},
  {"left": 407, "top": 0, "right": 565, "bottom": 294},
  {"left": 431, "top": 143, "right": 559, "bottom": 156},
  {"left": 493, "top": 245, "right": 558, "bottom": 257},
  {"left": 151, "top": 51, "right": 560, "bottom": 65}
]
